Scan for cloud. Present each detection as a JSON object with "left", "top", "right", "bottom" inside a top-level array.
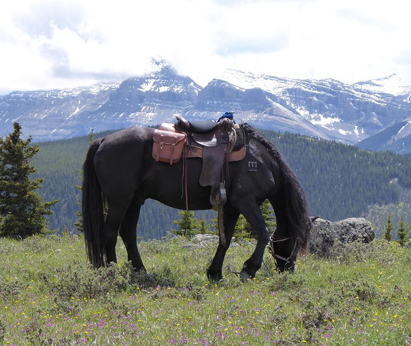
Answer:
[
  {"left": 1, "top": 0, "right": 411, "bottom": 93},
  {"left": 215, "top": 34, "right": 289, "bottom": 55},
  {"left": 12, "top": 1, "right": 85, "bottom": 39},
  {"left": 212, "top": 2, "right": 292, "bottom": 56},
  {"left": 395, "top": 51, "right": 411, "bottom": 66}
]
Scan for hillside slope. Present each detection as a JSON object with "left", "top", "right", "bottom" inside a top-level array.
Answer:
[
  {"left": 357, "top": 120, "right": 411, "bottom": 154},
  {"left": 31, "top": 126, "right": 411, "bottom": 238}
]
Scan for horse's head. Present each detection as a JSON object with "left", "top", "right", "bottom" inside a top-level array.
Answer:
[
  {"left": 269, "top": 216, "right": 314, "bottom": 272},
  {"left": 269, "top": 234, "right": 299, "bottom": 272}
]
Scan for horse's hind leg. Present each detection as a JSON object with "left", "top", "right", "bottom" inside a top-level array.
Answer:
[
  {"left": 119, "top": 200, "right": 146, "bottom": 272},
  {"left": 239, "top": 202, "right": 270, "bottom": 281},
  {"left": 103, "top": 203, "right": 130, "bottom": 264},
  {"left": 207, "top": 210, "right": 239, "bottom": 281}
]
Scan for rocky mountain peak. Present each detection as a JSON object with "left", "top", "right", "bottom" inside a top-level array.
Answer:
[
  {"left": 1, "top": 62, "right": 411, "bottom": 153},
  {"left": 353, "top": 73, "right": 411, "bottom": 96}
]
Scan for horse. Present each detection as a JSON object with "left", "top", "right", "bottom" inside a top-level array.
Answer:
[{"left": 82, "top": 122, "right": 310, "bottom": 282}]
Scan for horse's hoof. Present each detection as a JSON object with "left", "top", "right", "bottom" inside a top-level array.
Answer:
[
  {"left": 240, "top": 270, "right": 253, "bottom": 283},
  {"left": 207, "top": 271, "right": 223, "bottom": 282}
]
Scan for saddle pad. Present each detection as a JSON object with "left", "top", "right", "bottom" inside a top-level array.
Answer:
[{"left": 152, "top": 129, "right": 187, "bottom": 164}]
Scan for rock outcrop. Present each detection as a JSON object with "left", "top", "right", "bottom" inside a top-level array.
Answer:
[{"left": 310, "top": 217, "right": 375, "bottom": 257}]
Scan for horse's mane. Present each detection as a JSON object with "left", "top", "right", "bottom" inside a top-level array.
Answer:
[
  {"left": 241, "top": 123, "right": 283, "bottom": 162},
  {"left": 241, "top": 123, "right": 310, "bottom": 249}
]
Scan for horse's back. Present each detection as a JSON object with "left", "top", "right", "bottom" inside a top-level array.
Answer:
[
  {"left": 91, "top": 125, "right": 212, "bottom": 209},
  {"left": 93, "top": 126, "right": 154, "bottom": 199}
]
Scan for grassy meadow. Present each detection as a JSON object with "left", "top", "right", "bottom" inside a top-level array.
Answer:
[{"left": 0, "top": 233, "right": 410, "bottom": 345}]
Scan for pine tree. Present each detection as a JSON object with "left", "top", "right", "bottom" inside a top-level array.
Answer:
[
  {"left": 198, "top": 218, "right": 211, "bottom": 234},
  {"left": 384, "top": 214, "right": 393, "bottom": 242},
  {"left": 213, "top": 200, "right": 276, "bottom": 240},
  {"left": 0, "top": 122, "right": 58, "bottom": 238},
  {"left": 173, "top": 210, "right": 200, "bottom": 238},
  {"left": 397, "top": 216, "right": 410, "bottom": 247},
  {"left": 211, "top": 212, "right": 250, "bottom": 239},
  {"left": 233, "top": 214, "right": 251, "bottom": 239}
]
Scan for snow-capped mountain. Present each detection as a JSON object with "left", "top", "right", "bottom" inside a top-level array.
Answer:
[
  {"left": 353, "top": 74, "right": 411, "bottom": 96},
  {"left": 1, "top": 60, "right": 411, "bottom": 152},
  {"left": 218, "top": 69, "right": 411, "bottom": 144}
]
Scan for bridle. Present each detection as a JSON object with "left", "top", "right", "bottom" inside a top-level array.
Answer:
[{"left": 269, "top": 235, "right": 300, "bottom": 269}]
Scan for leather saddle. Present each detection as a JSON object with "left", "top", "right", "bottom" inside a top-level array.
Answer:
[{"left": 152, "top": 115, "right": 247, "bottom": 206}]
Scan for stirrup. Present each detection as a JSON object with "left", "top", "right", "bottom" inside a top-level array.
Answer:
[{"left": 210, "top": 183, "right": 227, "bottom": 206}]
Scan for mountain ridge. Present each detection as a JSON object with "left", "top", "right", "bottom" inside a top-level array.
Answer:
[{"left": 1, "top": 60, "right": 410, "bottom": 152}]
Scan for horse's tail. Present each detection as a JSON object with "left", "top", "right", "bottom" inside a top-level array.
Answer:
[
  {"left": 82, "top": 139, "right": 105, "bottom": 268},
  {"left": 277, "top": 156, "right": 310, "bottom": 252}
]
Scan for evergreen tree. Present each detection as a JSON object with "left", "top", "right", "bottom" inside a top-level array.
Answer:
[
  {"left": 213, "top": 200, "right": 276, "bottom": 240},
  {"left": 0, "top": 122, "right": 58, "bottom": 238},
  {"left": 198, "top": 218, "right": 211, "bottom": 234},
  {"left": 173, "top": 210, "right": 200, "bottom": 238},
  {"left": 397, "top": 216, "right": 410, "bottom": 247},
  {"left": 233, "top": 214, "right": 251, "bottom": 239},
  {"left": 384, "top": 214, "right": 393, "bottom": 242},
  {"left": 211, "top": 212, "right": 251, "bottom": 239}
]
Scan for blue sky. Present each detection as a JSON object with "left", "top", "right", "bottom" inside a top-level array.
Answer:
[{"left": 1, "top": 0, "right": 411, "bottom": 94}]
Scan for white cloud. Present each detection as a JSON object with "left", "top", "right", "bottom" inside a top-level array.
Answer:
[{"left": 1, "top": 0, "right": 411, "bottom": 94}]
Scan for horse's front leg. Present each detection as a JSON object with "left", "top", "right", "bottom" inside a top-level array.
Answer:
[
  {"left": 239, "top": 203, "right": 270, "bottom": 282},
  {"left": 207, "top": 211, "right": 239, "bottom": 281}
]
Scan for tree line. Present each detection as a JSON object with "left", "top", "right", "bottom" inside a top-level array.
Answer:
[{"left": 1, "top": 122, "right": 411, "bottom": 241}]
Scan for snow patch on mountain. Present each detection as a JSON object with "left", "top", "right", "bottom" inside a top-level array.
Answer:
[
  {"left": 218, "top": 68, "right": 297, "bottom": 96},
  {"left": 353, "top": 74, "right": 411, "bottom": 96},
  {"left": 310, "top": 114, "right": 341, "bottom": 127},
  {"left": 1, "top": 61, "right": 411, "bottom": 150},
  {"left": 396, "top": 119, "right": 411, "bottom": 139}
]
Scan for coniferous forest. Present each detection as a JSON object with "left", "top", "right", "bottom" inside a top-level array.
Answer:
[{"left": 31, "top": 126, "right": 411, "bottom": 239}]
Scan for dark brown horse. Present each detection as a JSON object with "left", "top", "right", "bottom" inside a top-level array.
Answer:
[{"left": 82, "top": 123, "right": 310, "bottom": 281}]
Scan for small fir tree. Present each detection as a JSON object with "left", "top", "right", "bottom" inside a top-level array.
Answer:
[
  {"left": 213, "top": 200, "right": 276, "bottom": 240},
  {"left": 211, "top": 212, "right": 251, "bottom": 239},
  {"left": 0, "top": 122, "right": 58, "bottom": 238},
  {"left": 233, "top": 214, "right": 252, "bottom": 239},
  {"left": 384, "top": 214, "right": 393, "bottom": 242},
  {"left": 173, "top": 210, "right": 200, "bottom": 238},
  {"left": 198, "top": 218, "right": 211, "bottom": 234},
  {"left": 397, "top": 216, "right": 410, "bottom": 247}
]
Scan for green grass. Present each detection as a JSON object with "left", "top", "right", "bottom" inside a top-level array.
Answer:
[{"left": 0, "top": 234, "right": 410, "bottom": 345}]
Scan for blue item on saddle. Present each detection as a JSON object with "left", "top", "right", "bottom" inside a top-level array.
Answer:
[{"left": 218, "top": 111, "right": 236, "bottom": 123}]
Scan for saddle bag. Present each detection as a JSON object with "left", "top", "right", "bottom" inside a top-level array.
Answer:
[{"left": 152, "top": 129, "right": 187, "bottom": 164}]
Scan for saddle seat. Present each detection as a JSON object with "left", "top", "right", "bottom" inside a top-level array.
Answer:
[
  {"left": 175, "top": 115, "right": 225, "bottom": 147},
  {"left": 175, "top": 114, "right": 220, "bottom": 134}
]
